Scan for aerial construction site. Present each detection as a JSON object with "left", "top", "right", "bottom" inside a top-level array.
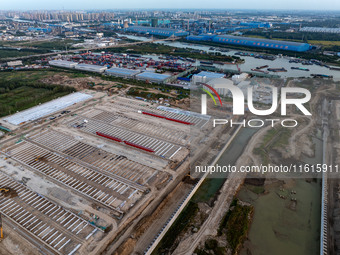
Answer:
[{"left": 0, "top": 90, "right": 221, "bottom": 255}]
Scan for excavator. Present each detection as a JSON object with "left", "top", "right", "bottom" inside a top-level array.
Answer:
[
  {"left": 0, "top": 188, "right": 10, "bottom": 240},
  {"left": 0, "top": 213, "right": 2, "bottom": 240}
]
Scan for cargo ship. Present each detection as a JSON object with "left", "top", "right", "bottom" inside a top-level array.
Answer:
[
  {"left": 267, "top": 67, "right": 287, "bottom": 72},
  {"left": 291, "top": 67, "right": 310, "bottom": 71}
]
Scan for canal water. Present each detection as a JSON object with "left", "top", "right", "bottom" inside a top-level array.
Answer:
[
  {"left": 238, "top": 136, "right": 323, "bottom": 255},
  {"left": 192, "top": 126, "right": 259, "bottom": 202},
  {"left": 118, "top": 34, "right": 340, "bottom": 80}
]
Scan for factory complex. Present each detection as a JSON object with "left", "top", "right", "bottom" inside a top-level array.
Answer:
[{"left": 186, "top": 34, "right": 312, "bottom": 52}]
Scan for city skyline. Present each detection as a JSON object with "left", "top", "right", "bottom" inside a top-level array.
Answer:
[{"left": 1, "top": 0, "right": 340, "bottom": 11}]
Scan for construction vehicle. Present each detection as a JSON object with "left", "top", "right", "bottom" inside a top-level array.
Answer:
[
  {"left": 0, "top": 213, "right": 2, "bottom": 240},
  {"left": 0, "top": 188, "right": 9, "bottom": 194}
]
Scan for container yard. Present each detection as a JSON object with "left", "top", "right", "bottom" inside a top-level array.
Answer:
[{"left": 0, "top": 90, "right": 216, "bottom": 255}]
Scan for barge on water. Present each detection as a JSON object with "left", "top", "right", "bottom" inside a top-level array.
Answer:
[
  {"left": 291, "top": 67, "right": 310, "bottom": 71},
  {"left": 329, "top": 66, "right": 340, "bottom": 71},
  {"left": 267, "top": 67, "right": 287, "bottom": 72},
  {"left": 251, "top": 68, "right": 269, "bottom": 74}
]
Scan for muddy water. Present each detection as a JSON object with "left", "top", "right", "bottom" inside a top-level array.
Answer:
[{"left": 239, "top": 136, "right": 322, "bottom": 255}]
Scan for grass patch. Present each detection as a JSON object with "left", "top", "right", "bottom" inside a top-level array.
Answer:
[
  {"left": 218, "top": 199, "right": 253, "bottom": 254},
  {"left": 152, "top": 201, "right": 199, "bottom": 255},
  {"left": 309, "top": 40, "right": 340, "bottom": 46}
]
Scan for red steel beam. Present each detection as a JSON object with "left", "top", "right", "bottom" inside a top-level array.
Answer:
[
  {"left": 142, "top": 111, "right": 194, "bottom": 125},
  {"left": 96, "top": 132, "right": 122, "bottom": 142},
  {"left": 123, "top": 141, "right": 155, "bottom": 153},
  {"left": 165, "top": 117, "right": 194, "bottom": 125},
  {"left": 142, "top": 112, "right": 166, "bottom": 119}
]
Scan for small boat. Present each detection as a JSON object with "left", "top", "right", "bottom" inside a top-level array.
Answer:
[{"left": 256, "top": 65, "right": 269, "bottom": 69}]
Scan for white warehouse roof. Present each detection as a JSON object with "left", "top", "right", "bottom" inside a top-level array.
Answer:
[
  {"left": 4, "top": 92, "right": 93, "bottom": 125},
  {"left": 75, "top": 63, "right": 107, "bottom": 73},
  {"left": 194, "top": 71, "right": 225, "bottom": 79},
  {"left": 49, "top": 60, "right": 78, "bottom": 68}
]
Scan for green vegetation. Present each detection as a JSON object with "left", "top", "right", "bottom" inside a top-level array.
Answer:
[
  {"left": 218, "top": 199, "right": 253, "bottom": 254},
  {"left": 103, "top": 43, "right": 241, "bottom": 63},
  {"left": 0, "top": 79, "right": 75, "bottom": 117},
  {"left": 0, "top": 39, "right": 82, "bottom": 60},
  {"left": 0, "top": 49, "right": 47, "bottom": 59},
  {"left": 152, "top": 201, "right": 199, "bottom": 255},
  {"left": 244, "top": 30, "right": 340, "bottom": 43},
  {"left": 23, "top": 39, "right": 82, "bottom": 51}
]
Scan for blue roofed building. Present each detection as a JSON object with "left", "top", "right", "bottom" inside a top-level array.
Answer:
[
  {"left": 124, "top": 26, "right": 189, "bottom": 37},
  {"left": 186, "top": 34, "right": 311, "bottom": 52}
]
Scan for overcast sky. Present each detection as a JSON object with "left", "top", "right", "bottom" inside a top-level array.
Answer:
[{"left": 0, "top": 0, "right": 340, "bottom": 11}]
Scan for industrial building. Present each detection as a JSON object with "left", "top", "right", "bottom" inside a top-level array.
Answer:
[
  {"left": 75, "top": 63, "right": 107, "bottom": 73},
  {"left": 135, "top": 72, "right": 171, "bottom": 83},
  {"left": 124, "top": 26, "right": 189, "bottom": 37},
  {"left": 49, "top": 59, "right": 78, "bottom": 68},
  {"left": 3, "top": 92, "right": 93, "bottom": 125},
  {"left": 186, "top": 34, "right": 312, "bottom": 52},
  {"left": 106, "top": 67, "right": 141, "bottom": 78},
  {"left": 192, "top": 71, "right": 225, "bottom": 85}
]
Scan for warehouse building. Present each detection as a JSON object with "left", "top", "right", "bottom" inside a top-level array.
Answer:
[
  {"left": 125, "top": 26, "right": 189, "bottom": 37},
  {"left": 135, "top": 72, "right": 171, "bottom": 83},
  {"left": 49, "top": 60, "right": 78, "bottom": 68},
  {"left": 206, "top": 78, "right": 234, "bottom": 96},
  {"left": 106, "top": 67, "right": 141, "bottom": 78},
  {"left": 192, "top": 71, "right": 225, "bottom": 85},
  {"left": 3, "top": 92, "right": 93, "bottom": 125},
  {"left": 186, "top": 34, "right": 311, "bottom": 52},
  {"left": 75, "top": 63, "right": 107, "bottom": 73}
]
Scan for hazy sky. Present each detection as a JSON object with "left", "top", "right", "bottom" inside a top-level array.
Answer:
[{"left": 0, "top": 0, "right": 340, "bottom": 11}]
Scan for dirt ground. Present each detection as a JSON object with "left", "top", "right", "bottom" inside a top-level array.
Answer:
[{"left": 40, "top": 74, "right": 119, "bottom": 90}]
